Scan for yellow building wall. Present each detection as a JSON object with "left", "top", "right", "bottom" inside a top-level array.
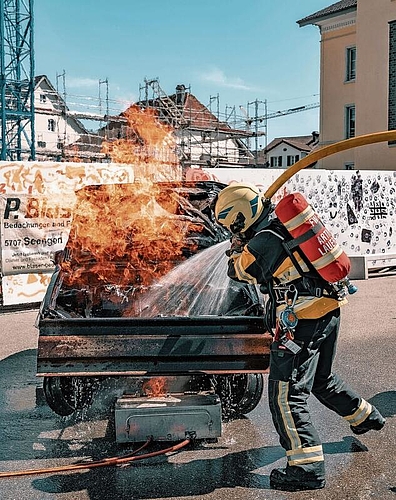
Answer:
[
  {"left": 317, "top": 0, "right": 396, "bottom": 170},
  {"left": 320, "top": 24, "right": 356, "bottom": 169},
  {"left": 355, "top": 0, "right": 396, "bottom": 170}
]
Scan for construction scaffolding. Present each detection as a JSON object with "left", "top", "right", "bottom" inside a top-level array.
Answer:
[
  {"left": 137, "top": 78, "right": 263, "bottom": 168},
  {"left": 12, "top": 71, "right": 319, "bottom": 167},
  {"left": 31, "top": 73, "right": 123, "bottom": 162},
  {"left": 138, "top": 78, "right": 319, "bottom": 168}
]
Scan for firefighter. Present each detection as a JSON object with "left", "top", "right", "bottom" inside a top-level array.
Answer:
[{"left": 214, "top": 182, "right": 385, "bottom": 492}]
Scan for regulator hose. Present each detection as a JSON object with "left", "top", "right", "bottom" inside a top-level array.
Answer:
[
  {"left": 264, "top": 130, "right": 396, "bottom": 200},
  {"left": 0, "top": 438, "right": 191, "bottom": 479}
]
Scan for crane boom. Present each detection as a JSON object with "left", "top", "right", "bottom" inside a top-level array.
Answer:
[{"left": 258, "top": 102, "right": 320, "bottom": 121}]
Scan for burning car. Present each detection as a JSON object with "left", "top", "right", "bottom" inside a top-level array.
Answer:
[{"left": 36, "top": 180, "right": 272, "bottom": 419}]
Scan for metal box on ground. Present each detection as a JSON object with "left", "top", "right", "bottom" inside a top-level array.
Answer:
[{"left": 115, "top": 392, "right": 222, "bottom": 443}]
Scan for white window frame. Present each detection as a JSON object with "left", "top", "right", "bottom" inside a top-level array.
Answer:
[
  {"left": 345, "top": 105, "right": 356, "bottom": 139},
  {"left": 346, "top": 46, "right": 356, "bottom": 82},
  {"left": 270, "top": 155, "right": 283, "bottom": 167},
  {"left": 287, "top": 154, "right": 299, "bottom": 166}
]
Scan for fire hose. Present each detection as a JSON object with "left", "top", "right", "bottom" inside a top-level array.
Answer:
[
  {"left": 0, "top": 438, "right": 191, "bottom": 479},
  {"left": 264, "top": 130, "right": 396, "bottom": 200}
]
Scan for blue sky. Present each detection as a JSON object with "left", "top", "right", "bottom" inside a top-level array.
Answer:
[{"left": 34, "top": 0, "right": 332, "bottom": 144}]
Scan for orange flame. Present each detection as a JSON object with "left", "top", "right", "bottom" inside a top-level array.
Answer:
[
  {"left": 61, "top": 182, "right": 202, "bottom": 289},
  {"left": 142, "top": 377, "right": 168, "bottom": 398},
  {"left": 101, "top": 104, "right": 180, "bottom": 182},
  {"left": 60, "top": 105, "right": 201, "bottom": 294}
]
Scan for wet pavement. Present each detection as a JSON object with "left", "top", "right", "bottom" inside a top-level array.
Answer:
[{"left": 0, "top": 274, "right": 395, "bottom": 500}]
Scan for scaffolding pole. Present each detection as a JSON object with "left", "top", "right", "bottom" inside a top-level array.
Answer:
[{"left": 99, "top": 77, "right": 109, "bottom": 136}]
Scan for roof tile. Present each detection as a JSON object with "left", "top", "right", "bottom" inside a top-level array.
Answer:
[{"left": 297, "top": 0, "right": 357, "bottom": 26}]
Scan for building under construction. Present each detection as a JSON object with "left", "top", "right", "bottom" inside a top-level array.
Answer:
[
  {"left": 19, "top": 75, "right": 269, "bottom": 168},
  {"left": 101, "top": 78, "right": 260, "bottom": 168},
  {"left": 22, "top": 75, "right": 321, "bottom": 167}
]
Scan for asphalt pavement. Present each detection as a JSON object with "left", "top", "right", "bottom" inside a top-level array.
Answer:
[{"left": 0, "top": 273, "right": 395, "bottom": 500}]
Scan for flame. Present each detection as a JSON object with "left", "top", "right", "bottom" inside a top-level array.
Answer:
[
  {"left": 60, "top": 105, "right": 202, "bottom": 295},
  {"left": 101, "top": 104, "right": 180, "bottom": 182},
  {"left": 142, "top": 377, "right": 168, "bottom": 398},
  {"left": 61, "top": 182, "right": 202, "bottom": 289}
]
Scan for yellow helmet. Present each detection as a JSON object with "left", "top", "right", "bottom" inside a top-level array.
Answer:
[{"left": 214, "top": 182, "right": 264, "bottom": 233}]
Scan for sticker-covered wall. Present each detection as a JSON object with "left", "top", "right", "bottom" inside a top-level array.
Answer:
[
  {"left": 187, "top": 167, "right": 396, "bottom": 260},
  {"left": 283, "top": 169, "right": 395, "bottom": 258}
]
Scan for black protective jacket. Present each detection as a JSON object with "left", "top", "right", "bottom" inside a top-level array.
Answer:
[{"left": 227, "top": 218, "right": 346, "bottom": 326}]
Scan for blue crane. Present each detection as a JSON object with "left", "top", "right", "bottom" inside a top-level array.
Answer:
[{"left": 0, "top": 0, "right": 35, "bottom": 161}]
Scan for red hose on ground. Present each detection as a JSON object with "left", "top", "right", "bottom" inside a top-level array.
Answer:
[{"left": 0, "top": 438, "right": 191, "bottom": 478}]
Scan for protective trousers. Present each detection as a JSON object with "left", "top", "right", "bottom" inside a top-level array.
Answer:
[{"left": 268, "top": 308, "right": 371, "bottom": 471}]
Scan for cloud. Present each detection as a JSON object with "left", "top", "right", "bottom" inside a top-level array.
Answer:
[
  {"left": 67, "top": 77, "right": 101, "bottom": 88},
  {"left": 199, "top": 67, "right": 260, "bottom": 92}
]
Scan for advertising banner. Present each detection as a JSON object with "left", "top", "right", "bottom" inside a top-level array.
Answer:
[
  {"left": 0, "top": 193, "right": 74, "bottom": 275},
  {"left": 1, "top": 273, "right": 53, "bottom": 306},
  {"left": 0, "top": 160, "right": 135, "bottom": 306}
]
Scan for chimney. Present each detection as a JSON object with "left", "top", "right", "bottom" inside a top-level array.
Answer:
[
  {"left": 175, "top": 84, "right": 186, "bottom": 106},
  {"left": 311, "top": 131, "right": 319, "bottom": 144}
]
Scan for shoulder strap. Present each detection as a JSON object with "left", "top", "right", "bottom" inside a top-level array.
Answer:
[
  {"left": 255, "top": 219, "right": 339, "bottom": 300},
  {"left": 256, "top": 221, "right": 317, "bottom": 280},
  {"left": 283, "top": 222, "right": 322, "bottom": 250}
]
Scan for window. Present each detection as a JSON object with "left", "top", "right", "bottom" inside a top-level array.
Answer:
[
  {"left": 345, "top": 162, "right": 355, "bottom": 170},
  {"left": 346, "top": 47, "right": 356, "bottom": 82},
  {"left": 39, "top": 94, "right": 47, "bottom": 104},
  {"left": 37, "top": 141, "right": 46, "bottom": 148},
  {"left": 48, "top": 119, "right": 55, "bottom": 132},
  {"left": 287, "top": 155, "right": 299, "bottom": 166},
  {"left": 345, "top": 105, "right": 356, "bottom": 138},
  {"left": 270, "top": 155, "right": 283, "bottom": 167}
]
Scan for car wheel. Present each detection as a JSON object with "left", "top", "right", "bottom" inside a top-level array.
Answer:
[
  {"left": 211, "top": 374, "right": 264, "bottom": 417},
  {"left": 43, "top": 376, "right": 97, "bottom": 416}
]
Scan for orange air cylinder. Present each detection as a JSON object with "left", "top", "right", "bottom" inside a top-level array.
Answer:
[{"left": 274, "top": 192, "right": 351, "bottom": 283}]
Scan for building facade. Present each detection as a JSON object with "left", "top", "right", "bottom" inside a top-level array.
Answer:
[
  {"left": 29, "top": 76, "right": 92, "bottom": 161},
  {"left": 298, "top": 0, "right": 396, "bottom": 170},
  {"left": 260, "top": 133, "right": 319, "bottom": 169}
]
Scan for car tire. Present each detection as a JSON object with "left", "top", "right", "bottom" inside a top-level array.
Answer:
[
  {"left": 211, "top": 373, "right": 264, "bottom": 417},
  {"left": 43, "top": 376, "right": 97, "bottom": 416}
]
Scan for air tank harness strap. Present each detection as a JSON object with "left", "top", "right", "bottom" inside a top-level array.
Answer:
[
  {"left": 281, "top": 229, "right": 340, "bottom": 300},
  {"left": 283, "top": 222, "right": 322, "bottom": 250}
]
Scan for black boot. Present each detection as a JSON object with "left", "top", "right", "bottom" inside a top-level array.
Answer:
[
  {"left": 351, "top": 406, "right": 385, "bottom": 435},
  {"left": 270, "top": 464, "right": 325, "bottom": 491}
]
